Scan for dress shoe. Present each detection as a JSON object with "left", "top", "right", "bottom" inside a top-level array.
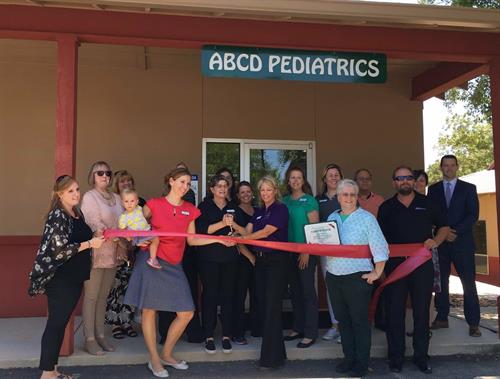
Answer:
[
  {"left": 430, "top": 319, "right": 449, "bottom": 330},
  {"left": 413, "top": 360, "right": 432, "bottom": 374},
  {"left": 297, "top": 338, "right": 315, "bottom": 348},
  {"left": 283, "top": 332, "right": 303, "bottom": 341},
  {"left": 335, "top": 359, "right": 354, "bottom": 373},
  {"left": 388, "top": 362, "right": 402, "bottom": 373},
  {"left": 350, "top": 366, "right": 368, "bottom": 377},
  {"left": 147, "top": 362, "right": 169, "bottom": 378},
  {"left": 469, "top": 325, "right": 482, "bottom": 337},
  {"left": 160, "top": 358, "right": 189, "bottom": 370}
]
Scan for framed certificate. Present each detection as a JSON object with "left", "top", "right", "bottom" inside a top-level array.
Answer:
[{"left": 304, "top": 221, "right": 341, "bottom": 245}]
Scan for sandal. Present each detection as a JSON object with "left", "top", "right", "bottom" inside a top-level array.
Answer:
[
  {"left": 123, "top": 324, "right": 138, "bottom": 337},
  {"left": 112, "top": 326, "right": 125, "bottom": 340}
]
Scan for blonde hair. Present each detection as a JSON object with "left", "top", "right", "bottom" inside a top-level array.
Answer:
[
  {"left": 47, "top": 175, "right": 80, "bottom": 220},
  {"left": 120, "top": 188, "right": 138, "bottom": 199},
  {"left": 113, "top": 170, "right": 135, "bottom": 194},
  {"left": 256, "top": 175, "right": 281, "bottom": 204},
  {"left": 87, "top": 161, "right": 112, "bottom": 187}
]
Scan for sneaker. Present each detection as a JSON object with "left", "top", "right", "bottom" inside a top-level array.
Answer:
[
  {"left": 336, "top": 335, "right": 342, "bottom": 344},
  {"left": 222, "top": 338, "right": 233, "bottom": 353},
  {"left": 205, "top": 339, "right": 216, "bottom": 354},
  {"left": 232, "top": 336, "right": 248, "bottom": 345},
  {"left": 147, "top": 257, "right": 162, "bottom": 269},
  {"left": 322, "top": 327, "right": 340, "bottom": 341}
]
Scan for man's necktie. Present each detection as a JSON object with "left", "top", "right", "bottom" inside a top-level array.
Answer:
[{"left": 445, "top": 182, "right": 452, "bottom": 208}]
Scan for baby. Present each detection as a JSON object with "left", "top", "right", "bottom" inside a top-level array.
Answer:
[{"left": 119, "top": 189, "right": 161, "bottom": 269}]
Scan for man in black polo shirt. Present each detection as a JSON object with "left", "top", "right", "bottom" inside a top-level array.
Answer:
[{"left": 377, "top": 166, "right": 449, "bottom": 374}]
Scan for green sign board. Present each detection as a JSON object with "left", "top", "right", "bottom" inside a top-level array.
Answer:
[{"left": 202, "top": 46, "right": 386, "bottom": 84}]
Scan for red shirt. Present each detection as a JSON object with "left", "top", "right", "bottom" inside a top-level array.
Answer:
[{"left": 147, "top": 197, "right": 200, "bottom": 264}]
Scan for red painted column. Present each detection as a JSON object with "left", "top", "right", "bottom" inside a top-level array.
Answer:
[
  {"left": 55, "top": 34, "right": 79, "bottom": 178},
  {"left": 55, "top": 34, "right": 79, "bottom": 356},
  {"left": 489, "top": 57, "right": 500, "bottom": 338}
]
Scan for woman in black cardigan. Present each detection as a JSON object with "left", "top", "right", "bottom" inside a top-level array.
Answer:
[{"left": 29, "top": 175, "right": 104, "bottom": 379}]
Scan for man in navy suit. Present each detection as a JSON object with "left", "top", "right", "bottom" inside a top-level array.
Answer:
[{"left": 427, "top": 155, "right": 481, "bottom": 337}]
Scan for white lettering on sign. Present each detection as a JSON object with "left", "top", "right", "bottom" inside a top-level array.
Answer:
[
  {"left": 368, "top": 60, "right": 380, "bottom": 77},
  {"left": 311, "top": 57, "right": 324, "bottom": 75},
  {"left": 224, "top": 53, "right": 236, "bottom": 70},
  {"left": 250, "top": 55, "right": 263, "bottom": 72},
  {"left": 269, "top": 55, "right": 280, "bottom": 72},
  {"left": 337, "top": 59, "right": 350, "bottom": 76},
  {"left": 292, "top": 56, "right": 305, "bottom": 74},
  {"left": 324, "top": 58, "right": 336, "bottom": 75},
  {"left": 355, "top": 59, "right": 367, "bottom": 77},
  {"left": 281, "top": 56, "right": 292, "bottom": 74},
  {"left": 208, "top": 52, "right": 223, "bottom": 70}
]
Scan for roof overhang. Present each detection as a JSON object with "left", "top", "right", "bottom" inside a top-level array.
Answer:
[{"left": 1, "top": 0, "right": 500, "bottom": 33}]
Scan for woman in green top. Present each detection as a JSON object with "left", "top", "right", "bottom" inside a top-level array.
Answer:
[{"left": 282, "top": 165, "right": 320, "bottom": 348}]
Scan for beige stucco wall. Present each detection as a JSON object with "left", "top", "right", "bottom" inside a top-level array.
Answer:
[
  {"left": 1, "top": 40, "right": 424, "bottom": 234},
  {"left": 479, "top": 193, "right": 499, "bottom": 258}
]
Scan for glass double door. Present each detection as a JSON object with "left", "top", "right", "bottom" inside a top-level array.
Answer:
[
  {"left": 243, "top": 142, "right": 315, "bottom": 195},
  {"left": 203, "top": 139, "right": 315, "bottom": 197}
]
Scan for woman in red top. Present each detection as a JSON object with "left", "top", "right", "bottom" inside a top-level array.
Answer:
[{"left": 125, "top": 167, "right": 234, "bottom": 378}]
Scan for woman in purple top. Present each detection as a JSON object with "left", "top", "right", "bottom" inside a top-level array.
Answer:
[{"left": 239, "top": 175, "right": 289, "bottom": 369}]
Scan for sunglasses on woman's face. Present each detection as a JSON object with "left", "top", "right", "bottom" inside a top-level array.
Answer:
[{"left": 95, "top": 170, "right": 112, "bottom": 177}]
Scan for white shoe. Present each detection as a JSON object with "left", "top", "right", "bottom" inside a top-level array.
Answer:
[
  {"left": 161, "top": 359, "right": 189, "bottom": 370},
  {"left": 322, "top": 327, "right": 340, "bottom": 341},
  {"left": 336, "top": 335, "right": 342, "bottom": 344},
  {"left": 147, "top": 361, "right": 169, "bottom": 378}
]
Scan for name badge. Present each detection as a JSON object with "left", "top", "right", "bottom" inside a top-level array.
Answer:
[
  {"left": 181, "top": 210, "right": 190, "bottom": 216},
  {"left": 319, "top": 199, "right": 328, "bottom": 203},
  {"left": 414, "top": 207, "right": 426, "bottom": 211},
  {"left": 256, "top": 215, "right": 262, "bottom": 220},
  {"left": 299, "top": 198, "right": 308, "bottom": 202}
]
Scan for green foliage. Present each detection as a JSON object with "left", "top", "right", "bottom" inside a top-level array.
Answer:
[
  {"left": 420, "top": 0, "right": 497, "bottom": 184},
  {"left": 419, "top": 0, "right": 499, "bottom": 7},
  {"left": 426, "top": 115, "right": 493, "bottom": 184}
]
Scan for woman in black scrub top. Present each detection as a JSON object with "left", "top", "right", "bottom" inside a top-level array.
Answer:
[
  {"left": 239, "top": 176, "right": 289, "bottom": 369},
  {"left": 29, "top": 175, "right": 104, "bottom": 379}
]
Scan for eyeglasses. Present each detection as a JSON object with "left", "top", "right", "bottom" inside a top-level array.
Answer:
[
  {"left": 95, "top": 170, "right": 112, "bottom": 177},
  {"left": 339, "top": 192, "right": 357, "bottom": 198},
  {"left": 393, "top": 175, "right": 414, "bottom": 182}
]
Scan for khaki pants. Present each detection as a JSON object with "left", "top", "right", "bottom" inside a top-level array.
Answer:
[{"left": 83, "top": 267, "right": 117, "bottom": 339}]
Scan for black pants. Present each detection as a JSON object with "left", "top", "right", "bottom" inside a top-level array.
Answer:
[
  {"left": 232, "top": 254, "right": 257, "bottom": 338},
  {"left": 384, "top": 258, "right": 433, "bottom": 365},
  {"left": 287, "top": 254, "right": 319, "bottom": 339},
  {"left": 159, "top": 246, "right": 203, "bottom": 343},
  {"left": 198, "top": 260, "right": 237, "bottom": 338},
  {"left": 326, "top": 271, "right": 372, "bottom": 371},
  {"left": 39, "top": 278, "right": 83, "bottom": 371},
  {"left": 435, "top": 244, "right": 480, "bottom": 326},
  {"left": 254, "top": 251, "right": 288, "bottom": 368}
]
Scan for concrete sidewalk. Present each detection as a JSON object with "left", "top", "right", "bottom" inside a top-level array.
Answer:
[{"left": 1, "top": 313, "right": 498, "bottom": 369}]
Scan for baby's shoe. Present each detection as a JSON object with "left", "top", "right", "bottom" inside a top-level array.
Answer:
[{"left": 147, "top": 257, "right": 162, "bottom": 269}]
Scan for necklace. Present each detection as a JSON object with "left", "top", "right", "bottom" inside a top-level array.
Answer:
[{"left": 96, "top": 189, "right": 116, "bottom": 206}]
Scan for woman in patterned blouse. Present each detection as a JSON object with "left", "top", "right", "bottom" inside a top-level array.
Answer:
[{"left": 28, "top": 175, "right": 104, "bottom": 379}]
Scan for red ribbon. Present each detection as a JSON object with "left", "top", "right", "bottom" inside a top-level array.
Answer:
[{"left": 104, "top": 229, "right": 431, "bottom": 321}]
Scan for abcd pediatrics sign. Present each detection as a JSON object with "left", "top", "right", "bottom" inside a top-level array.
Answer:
[{"left": 201, "top": 46, "right": 386, "bottom": 84}]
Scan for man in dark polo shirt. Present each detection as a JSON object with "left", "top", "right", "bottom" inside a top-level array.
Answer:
[{"left": 377, "top": 165, "right": 449, "bottom": 374}]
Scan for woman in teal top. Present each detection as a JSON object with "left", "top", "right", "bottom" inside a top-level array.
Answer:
[{"left": 282, "top": 165, "right": 319, "bottom": 348}]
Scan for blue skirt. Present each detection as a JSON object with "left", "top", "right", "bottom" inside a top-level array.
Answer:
[{"left": 124, "top": 250, "right": 194, "bottom": 312}]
